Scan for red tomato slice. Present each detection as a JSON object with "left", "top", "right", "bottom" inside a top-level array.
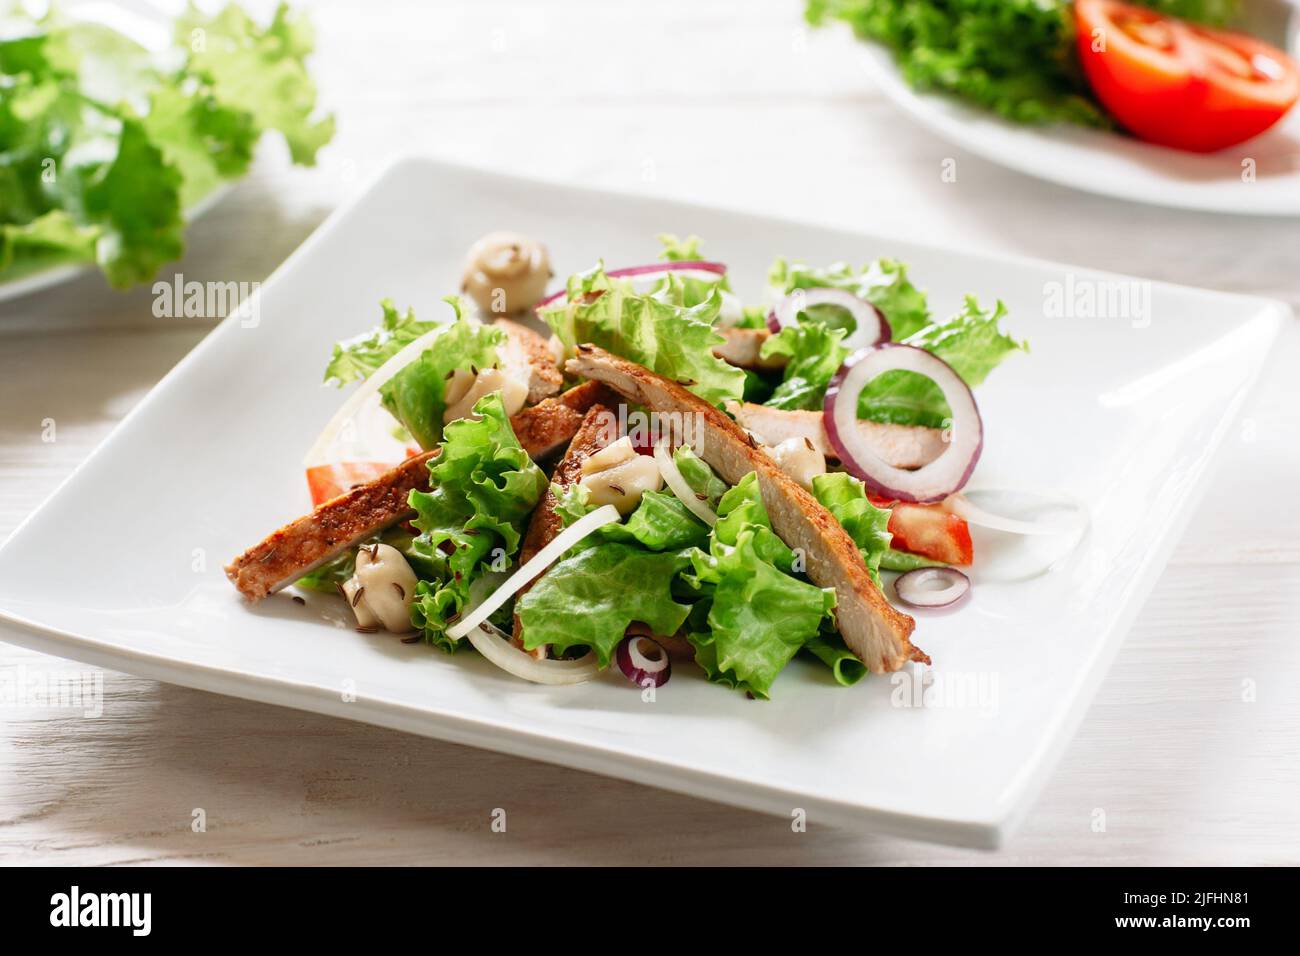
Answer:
[
  {"left": 306, "top": 461, "right": 400, "bottom": 507},
  {"left": 870, "top": 496, "right": 974, "bottom": 566},
  {"left": 1075, "top": 0, "right": 1300, "bottom": 152}
]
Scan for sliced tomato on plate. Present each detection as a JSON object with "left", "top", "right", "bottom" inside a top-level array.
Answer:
[
  {"left": 871, "top": 496, "right": 974, "bottom": 566},
  {"left": 1075, "top": 0, "right": 1300, "bottom": 152}
]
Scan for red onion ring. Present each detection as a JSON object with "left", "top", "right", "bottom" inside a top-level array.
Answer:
[
  {"left": 823, "top": 344, "right": 982, "bottom": 503},
  {"left": 894, "top": 566, "right": 971, "bottom": 609},
  {"left": 767, "top": 288, "right": 890, "bottom": 352},
  {"left": 536, "top": 261, "right": 727, "bottom": 311},
  {"left": 615, "top": 634, "right": 672, "bottom": 688}
]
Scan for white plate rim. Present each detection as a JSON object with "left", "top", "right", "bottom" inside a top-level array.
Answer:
[
  {"left": 0, "top": 155, "right": 1288, "bottom": 848},
  {"left": 857, "top": 43, "right": 1300, "bottom": 217}
]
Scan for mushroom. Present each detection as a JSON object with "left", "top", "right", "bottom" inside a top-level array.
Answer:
[
  {"left": 342, "top": 543, "right": 419, "bottom": 633},
  {"left": 578, "top": 437, "right": 664, "bottom": 515},
  {"left": 460, "top": 232, "right": 553, "bottom": 316}
]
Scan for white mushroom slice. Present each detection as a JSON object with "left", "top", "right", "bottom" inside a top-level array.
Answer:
[
  {"left": 579, "top": 435, "right": 638, "bottom": 476},
  {"left": 767, "top": 436, "right": 827, "bottom": 492},
  {"left": 444, "top": 366, "right": 529, "bottom": 423},
  {"left": 352, "top": 543, "right": 419, "bottom": 633},
  {"left": 341, "top": 576, "right": 380, "bottom": 629},
  {"left": 579, "top": 455, "right": 663, "bottom": 515},
  {"left": 444, "top": 367, "right": 475, "bottom": 407}
]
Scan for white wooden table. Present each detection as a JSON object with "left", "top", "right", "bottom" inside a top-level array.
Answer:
[{"left": 2, "top": 0, "right": 1297, "bottom": 865}]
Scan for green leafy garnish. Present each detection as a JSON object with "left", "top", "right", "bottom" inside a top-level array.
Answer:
[
  {"left": 516, "top": 544, "right": 694, "bottom": 666},
  {"left": 325, "top": 297, "right": 506, "bottom": 450},
  {"left": 805, "top": 0, "right": 1238, "bottom": 129},
  {"left": 769, "top": 256, "right": 931, "bottom": 339},
  {"left": 685, "top": 473, "right": 837, "bottom": 698},
  {"left": 811, "top": 473, "right": 893, "bottom": 587},
  {"left": 541, "top": 265, "right": 745, "bottom": 407},
  {"left": 407, "top": 393, "right": 547, "bottom": 651},
  {"left": 0, "top": 2, "right": 333, "bottom": 289},
  {"left": 856, "top": 296, "right": 1027, "bottom": 428}
]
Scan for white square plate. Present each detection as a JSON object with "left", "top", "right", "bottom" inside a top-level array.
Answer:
[{"left": 0, "top": 158, "right": 1285, "bottom": 848}]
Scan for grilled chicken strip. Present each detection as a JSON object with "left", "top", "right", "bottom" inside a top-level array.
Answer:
[
  {"left": 713, "top": 327, "right": 784, "bottom": 371},
  {"left": 512, "top": 404, "right": 618, "bottom": 656},
  {"left": 728, "top": 401, "right": 945, "bottom": 470},
  {"left": 566, "top": 345, "right": 926, "bottom": 672},
  {"left": 496, "top": 317, "right": 563, "bottom": 404},
  {"left": 226, "top": 384, "right": 613, "bottom": 602}
]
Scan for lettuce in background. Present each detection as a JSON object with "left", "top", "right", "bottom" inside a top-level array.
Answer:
[
  {"left": 0, "top": 2, "right": 333, "bottom": 288},
  {"left": 806, "top": 0, "right": 1240, "bottom": 128}
]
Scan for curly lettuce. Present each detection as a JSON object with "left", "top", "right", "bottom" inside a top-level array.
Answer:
[
  {"left": 855, "top": 295, "right": 1027, "bottom": 428},
  {"left": 806, "top": 0, "right": 1239, "bottom": 128},
  {"left": 325, "top": 297, "right": 507, "bottom": 450},
  {"left": 811, "top": 473, "right": 893, "bottom": 587},
  {"left": 540, "top": 264, "right": 745, "bottom": 407},
  {"left": 407, "top": 393, "right": 547, "bottom": 651},
  {"left": 685, "top": 473, "right": 838, "bottom": 698},
  {"left": 764, "top": 255, "right": 1026, "bottom": 426},
  {"left": 0, "top": 2, "right": 332, "bottom": 289}
]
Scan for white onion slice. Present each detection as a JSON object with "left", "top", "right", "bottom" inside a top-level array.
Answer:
[
  {"left": 957, "top": 489, "right": 1091, "bottom": 583},
  {"left": 768, "top": 288, "right": 891, "bottom": 352},
  {"left": 946, "top": 492, "right": 1075, "bottom": 536},
  {"left": 304, "top": 324, "right": 449, "bottom": 468},
  {"left": 653, "top": 443, "right": 717, "bottom": 526},
  {"left": 894, "top": 567, "right": 970, "bottom": 609},
  {"left": 823, "top": 345, "right": 982, "bottom": 504},
  {"left": 447, "top": 504, "right": 622, "bottom": 640},
  {"left": 464, "top": 618, "right": 600, "bottom": 685}
]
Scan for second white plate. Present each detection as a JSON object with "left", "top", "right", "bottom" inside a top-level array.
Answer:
[{"left": 857, "top": 16, "right": 1300, "bottom": 216}]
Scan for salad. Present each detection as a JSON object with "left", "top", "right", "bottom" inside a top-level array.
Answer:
[
  {"left": 0, "top": 2, "right": 333, "bottom": 288},
  {"left": 226, "top": 232, "right": 1043, "bottom": 698},
  {"left": 809, "top": 0, "right": 1300, "bottom": 152}
]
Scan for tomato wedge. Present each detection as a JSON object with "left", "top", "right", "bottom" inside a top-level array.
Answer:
[
  {"left": 871, "top": 496, "right": 974, "bottom": 566},
  {"left": 306, "top": 461, "right": 401, "bottom": 507},
  {"left": 1075, "top": 0, "right": 1300, "bottom": 152}
]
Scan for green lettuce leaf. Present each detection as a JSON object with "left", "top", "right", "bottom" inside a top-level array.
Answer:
[
  {"left": 811, "top": 472, "right": 892, "bottom": 586},
  {"left": 857, "top": 295, "right": 1026, "bottom": 428},
  {"left": 541, "top": 265, "right": 745, "bottom": 406},
  {"left": 407, "top": 392, "right": 547, "bottom": 650},
  {"left": 806, "top": 0, "right": 1237, "bottom": 129},
  {"left": 803, "top": 630, "right": 868, "bottom": 686},
  {"left": 769, "top": 256, "right": 931, "bottom": 340},
  {"left": 879, "top": 548, "right": 948, "bottom": 573},
  {"left": 760, "top": 321, "right": 850, "bottom": 411},
  {"left": 553, "top": 446, "right": 724, "bottom": 552},
  {"left": 516, "top": 543, "right": 694, "bottom": 666},
  {"left": 325, "top": 297, "right": 506, "bottom": 450},
  {"left": 686, "top": 471, "right": 837, "bottom": 698},
  {"left": 556, "top": 484, "right": 710, "bottom": 552},
  {"left": 1, "top": 2, "right": 334, "bottom": 289},
  {"left": 177, "top": 2, "right": 335, "bottom": 166},
  {"left": 657, "top": 233, "right": 703, "bottom": 261}
]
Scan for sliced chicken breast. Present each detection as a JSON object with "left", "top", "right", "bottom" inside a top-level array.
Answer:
[
  {"left": 712, "top": 327, "right": 785, "bottom": 371},
  {"left": 226, "top": 384, "right": 613, "bottom": 602},
  {"left": 512, "top": 404, "right": 618, "bottom": 656},
  {"left": 728, "top": 401, "right": 946, "bottom": 470},
  {"left": 566, "top": 345, "right": 926, "bottom": 673},
  {"left": 495, "top": 317, "right": 563, "bottom": 404}
]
